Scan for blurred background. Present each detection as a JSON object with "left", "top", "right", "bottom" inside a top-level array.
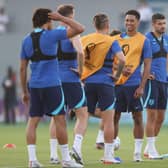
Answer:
[{"left": 0, "top": 0, "right": 168, "bottom": 124}]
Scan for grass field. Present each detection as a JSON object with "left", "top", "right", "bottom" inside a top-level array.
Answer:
[{"left": 0, "top": 121, "right": 168, "bottom": 168}]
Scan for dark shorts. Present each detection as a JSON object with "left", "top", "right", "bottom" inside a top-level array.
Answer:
[
  {"left": 144, "top": 80, "right": 167, "bottom": 109},
  {"left": 84, "top": 83, "right": 115, "bottom": 114},
  {"left": 62, "top": 82, "right": 86, "bottom": 109},
  {"left": 29, "top": 86, "right": 65, "bottom": 117},
  {"left": 115, "top": 85, "right": 143, "bottom": 112}
]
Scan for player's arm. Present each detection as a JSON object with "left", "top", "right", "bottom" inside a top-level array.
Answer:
[
  {"left": 71, "top": 35, "right": 84, "bottom": 76},
  {"left": 114, "top": 51, "right": 125, "bottom": 80},
  {"left": 134, "top": 39, "right": 152, "bottom": 98},
  {"left": 48, "top": 12, "right": 84, "bottom": 38},
  {"left": 166, "top": 53, "right": 168, "bottom": 82},
  {"left": 139, "top": 39, "right": 152, "bottom": 90},
  {"left": 140, "top": 58, "right": 151, "bottom": 89},
  {"left": 20, "top": 59, "right": 29, "bottom": 106},
  {"left": 110, "top": 40, "right": 125, "bottom": 81}
]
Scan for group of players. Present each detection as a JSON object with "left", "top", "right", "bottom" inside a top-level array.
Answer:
[{"left": 19, "top": 3, "right": 168, "bottom": 168}]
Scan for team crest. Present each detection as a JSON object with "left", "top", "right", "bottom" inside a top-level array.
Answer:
[{"left": 122, "top": 44, "right": 129, "bottom": 56}]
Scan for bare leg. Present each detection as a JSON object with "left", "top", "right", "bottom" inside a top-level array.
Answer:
[
  {"left": 101, "top": 109, "right": 120, "bottom": 163},
  {"left": 145, "top": 109, "right": 157, "bottom": 137},
  {"left": 70, "top": 106, "right": 88, "bottom": 164},
  {"left": 101, "top": 110, "right": 114, "bottom": 143},
  {"left": 132, "top": 112, "right": 144, "bottom": 139},
  {"left": 74, "top": 106, "right": 88, "bottom": 136},
  {"left": 144, "top": 109, "right": 158, "bottom": 157},
  {"left": 26, "top": 117, "right": 41, "bottom": 162},
  {"left": 132, "top": 111, "right": 143, "bottom": 161},
  {"left": 49, "top": 118, "right": 59, "bottom": 163},
  {"left": 114, "top": 112, "right": 121, "bottom": 139},
  {"left": 26, "top": 117, "right": 41, "bottom": 144},
  {"left": 154, "top": 109, "right": 165, "bottom": 136},
  {"left": 53, "top": 115, "right": 68, "bottom": 145}
]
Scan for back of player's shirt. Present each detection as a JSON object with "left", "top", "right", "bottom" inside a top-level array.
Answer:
[
  {"left": 85, "top": 40, "right": 122, "bottom": 86},
  {"left": 20, "top": 28, "right": 67, "bottom": 88},
  {"left": 56, "top": 26, "right": 80, "bottom": 83}
]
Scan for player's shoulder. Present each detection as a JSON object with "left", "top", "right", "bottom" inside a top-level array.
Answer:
[
  {"left": 22, "top": 33, "right": 32, "bottom": 45},
  {"left": 163, "top": 33, "right": 168, "bottom": 40}
]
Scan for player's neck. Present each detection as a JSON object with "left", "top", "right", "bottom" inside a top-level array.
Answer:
[
  {"left": 59, "top": 22, "right": 67, "bottom": 27},
  {"left": 96, "top": 29, "right": 108, "bottom": 35},
  {"left": 126, "top": 30, "right": 137, "bottom": 37},
  {"left": 152, "top": 31, "right": 163, "bottom": 38},
  {"left": 41, "top": 23, "right": 49, "bottom": 30}
]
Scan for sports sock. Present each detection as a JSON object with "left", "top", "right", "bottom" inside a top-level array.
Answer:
[
  {"left": 73, "top": 134, "right": 83, "bottom": 155},
  {"left": 134, "top": 139, "right": 143, "bottom": 154},
  {"left": 104, "top": 143, "right": 114, "bottom": 159},
  {"left": 96, "top": 130, "right": 104, "bottom": 143},
  {"left": 27, "top": 144, "right": 37, "bottom": 161},
  {"left": 49, "top": 139, "right": 58, "bottom": 159},
  {"left": 60, "top": 144, "right": 71, "bottom": 161},
  {"left": 144, "top": 143, "right": 149, "bottom": 154},
  {"left": 146, "top": 137, "right": 158, "bottom": 155}
]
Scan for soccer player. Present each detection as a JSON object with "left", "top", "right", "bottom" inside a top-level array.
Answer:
[
  {"left": 19, "top": 8, "right": 84, "bottom": 168},
  {"left": 95, "top": 29, "right": 121, "bottom": 150},
  {"left": 81, "top": 13, "right": 125, "bottom": 164},
  {"left": 49, "top": 4, "right": 88, "bottom": 165},
  {"left": 114, "top": 10, "right": 151, "bottom": 162},
  {"left": 143, "top": 13, "right": 168, "bottom": 159}
]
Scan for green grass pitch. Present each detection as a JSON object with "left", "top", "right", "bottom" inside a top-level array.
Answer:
[{"left": 0, "top": 121, "right": 168, "bottom": 168}]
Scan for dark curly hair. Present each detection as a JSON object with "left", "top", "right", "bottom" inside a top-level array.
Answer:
[{"left": 32, "top": 8, "right": 52, "bottom": 28}]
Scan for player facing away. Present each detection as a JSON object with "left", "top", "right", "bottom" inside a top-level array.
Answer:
[
  {"left": 143, "top": 13, "right": 168, "bottom": 159},
  {"left": 19, "top": 8, "right": 84, "bottom": 168},
  {"left": 81, "top": 13, "right": 125, "bottom": 164},
  {"left": 95, "top": 29, "right": 122, "bottom": 150},
  {"left": 49, "top": 4, "right": 88, "bottom": 166}
]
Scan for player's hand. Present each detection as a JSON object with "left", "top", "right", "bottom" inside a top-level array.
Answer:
[
  {"left": 148, "top": 73, "right": 155, "bottom": 80},
  {"left": 112, "top": 62, "right": 118, "bottom": 71},
  {"left": 22, "top": 92, "right": 30, "bottom": 106},
  {"left": 48, "top": 12, "right": 62, "bottom": 21},
  {"left": 122, "top": 65, "right": 132, "bottom": 77},
  {"left": 107, "top": 73, "right": 119, "bottom": 82},
  {"left": 134, "top": 86, "right": 144, "bottom": 98}
]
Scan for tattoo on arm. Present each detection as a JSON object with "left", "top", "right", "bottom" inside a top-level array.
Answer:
[{"left": 115, "top": 61, "right": 125, "bottom": 79}]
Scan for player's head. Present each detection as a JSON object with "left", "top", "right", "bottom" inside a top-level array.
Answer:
[
  {"left": 57, "top": 4, "right": 74, "bottom": 19},
  {"left": 110, "top": 29, "right": 121, "bottom": 36},
  {"left": 124, "top": 10, "right": 140, "bottom": 33},
  {"left": 93, "top": 13, "right": 109, "bottom": 33},
  {"left": 152, "top": 13, "right": 166, "bottom": 34},
  {"left": 32, "top": 8, "right": 52, "bottom": 29}
]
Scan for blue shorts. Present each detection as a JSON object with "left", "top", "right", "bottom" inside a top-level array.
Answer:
[
  {"left": 84, "top": 83, "right": 115, "bottom": 114},
  {"left": 29, "top": 86, "right": 65, "bottom": 117},
  {"left": 115, "top": 85, "right": 143, "bottom": 112},
  {"left": 62, "top": 82, "right": 86, "bottom": 109},
  {"left": 144, "top": 80, "right": 167, "bottom": 109}
]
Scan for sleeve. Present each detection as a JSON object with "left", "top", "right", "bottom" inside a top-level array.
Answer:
[
  {"left": 111, "top": 40, "right": 122, "bottom": 54},
  {"left": 51, "top": 29, "right": 67, "bottom": 42},
  {"left": 142, "top": 38, "right": 152, "bottom": 59},
  {"left": 165, "top": 35, "right": 168, "bottom": 53}
]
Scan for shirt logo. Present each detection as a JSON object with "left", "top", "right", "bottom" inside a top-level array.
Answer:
[
  {"left": 148, "top": 99, "right": 155, "bottom": 106},
  {"left": 122, "top": 44, "right": 129, "bottom": 56}
]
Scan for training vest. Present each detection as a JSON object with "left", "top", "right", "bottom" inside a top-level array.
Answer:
[
  {"left": 57, "top": 41, "right": 77, "bottom": 61},
  {"left": 81, "top": 33, "right": 116, "bottom": 80},
  {"left": 115, "top": 32, "right": 145, "bottom": 85},
  {"left": 30, "top": 30, "right": 57, "bottom": 62},
  {"left": 150, "top": 32, "right": 167, "bottom": 59}
]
